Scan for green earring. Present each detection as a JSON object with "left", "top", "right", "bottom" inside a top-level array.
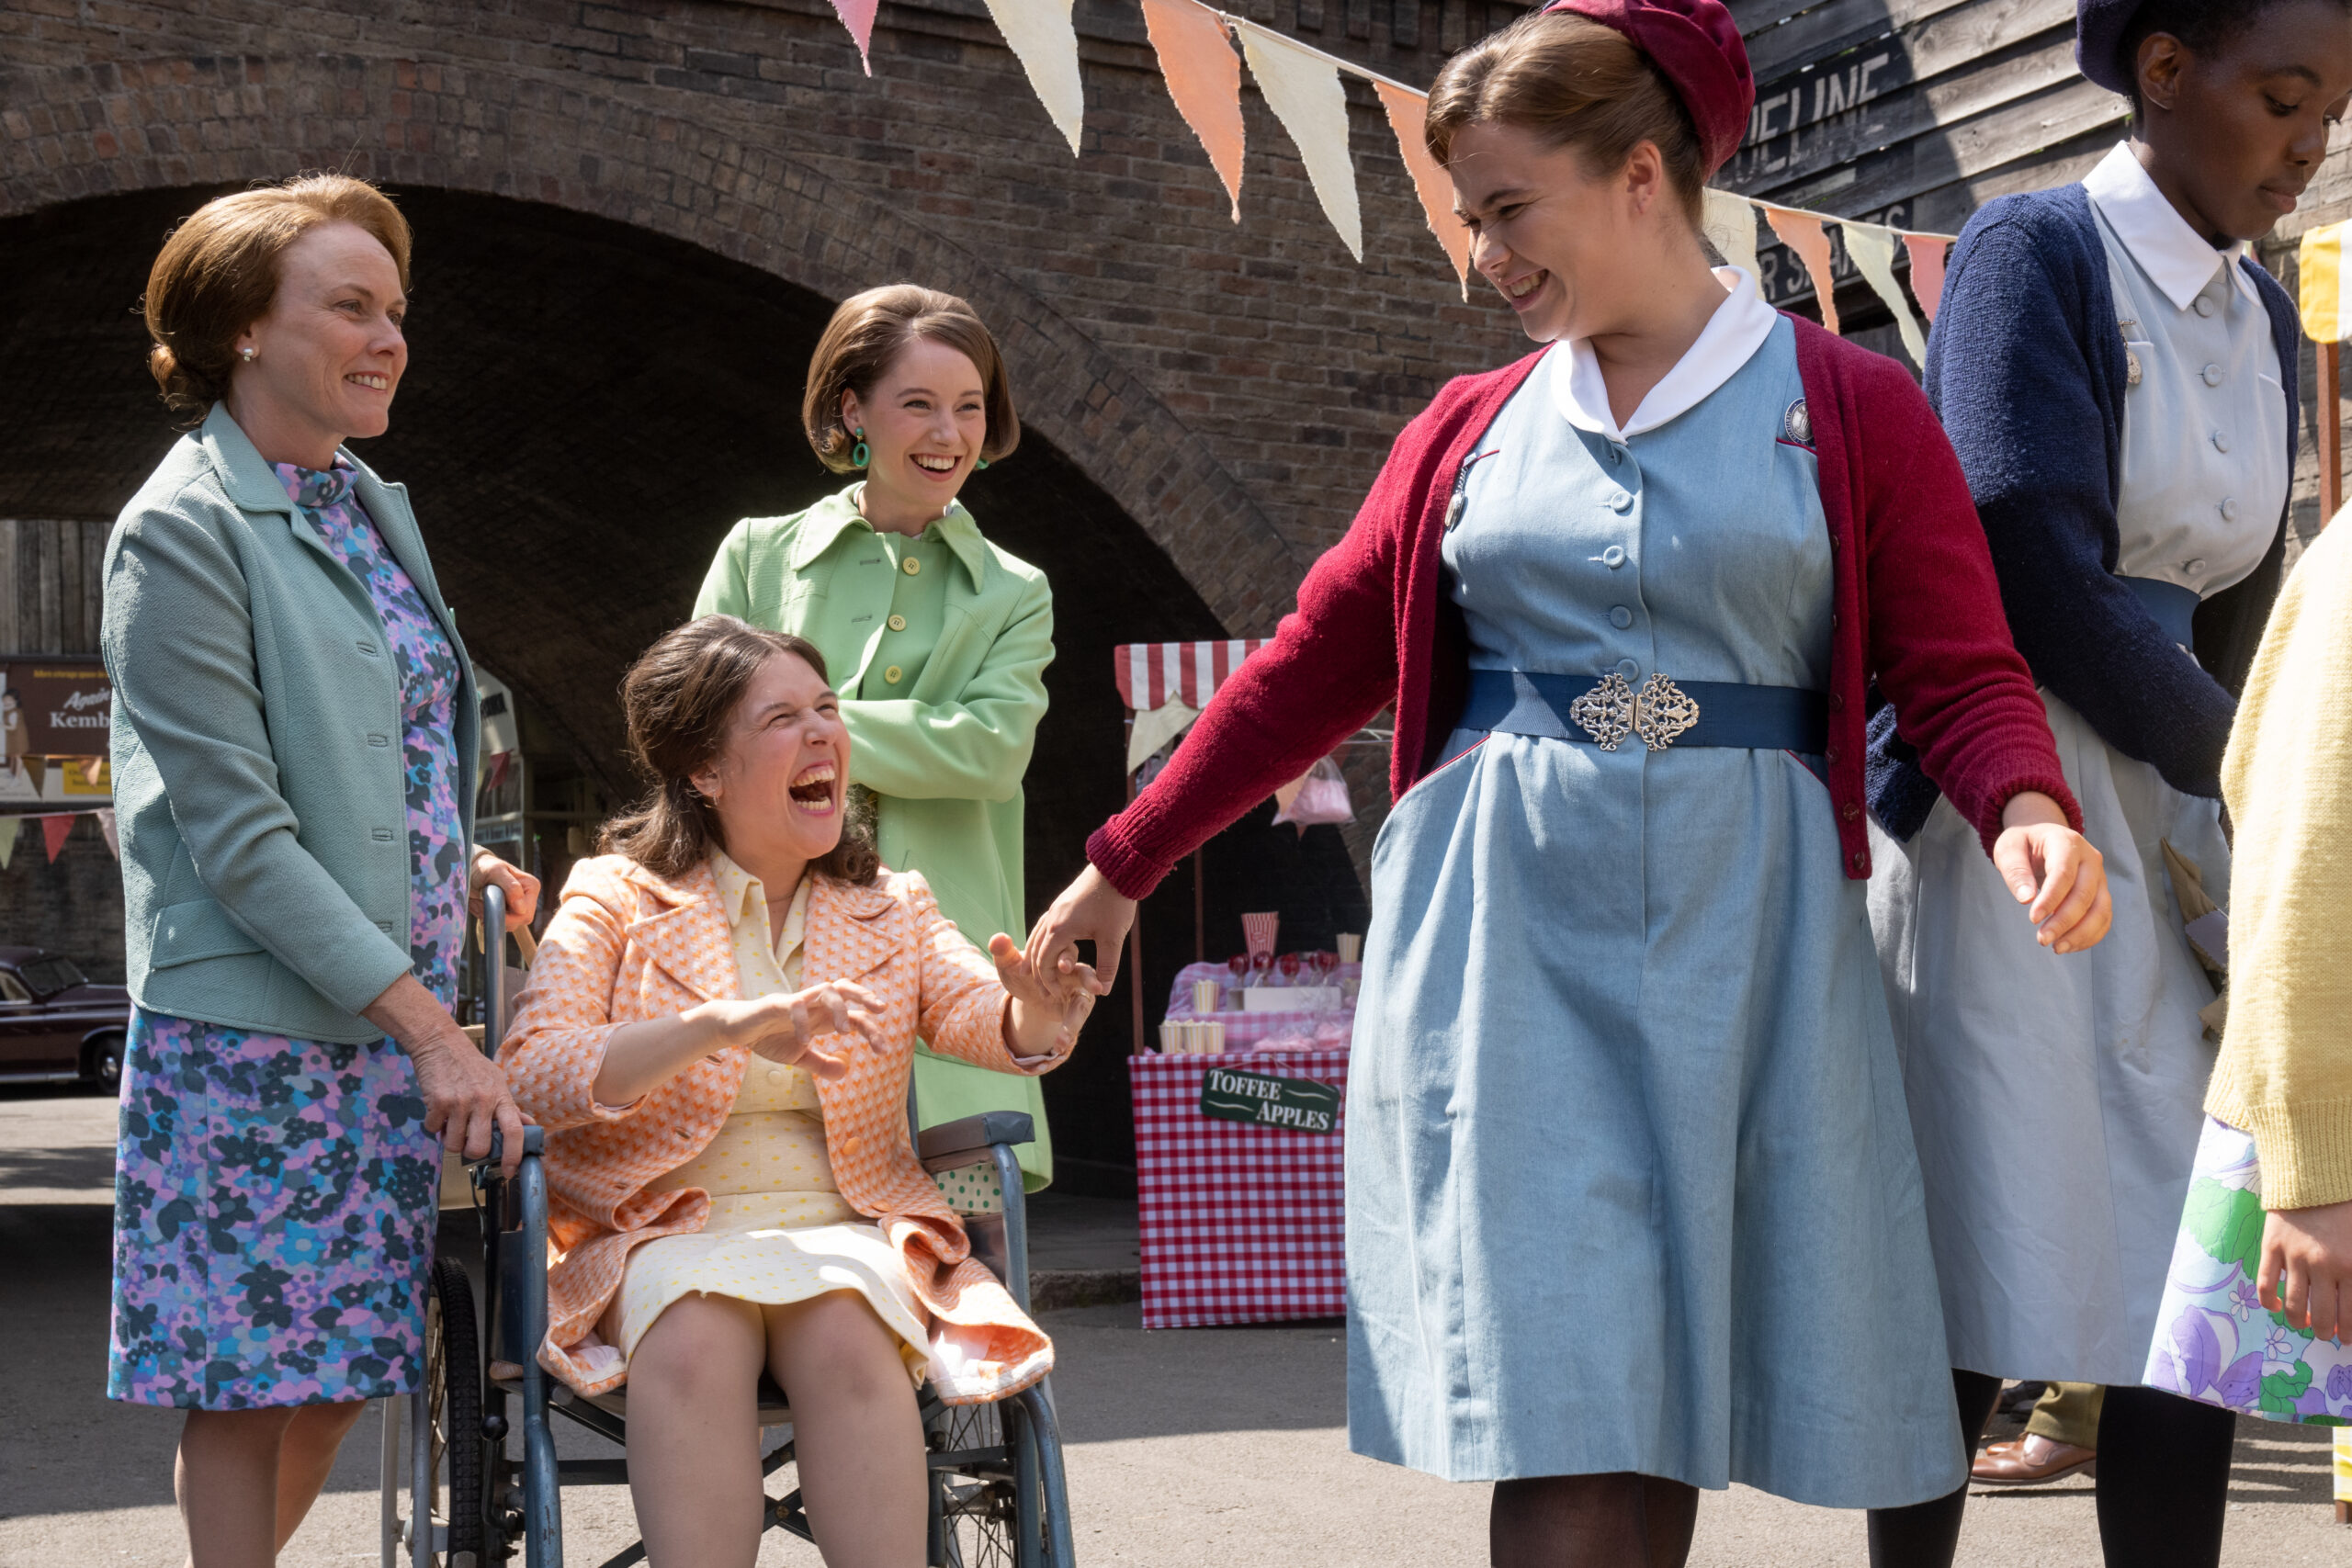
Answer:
[
  {"left": 976, "top": 457, "right": 989, "bottom": 470},
  {"left": 851, "top": 426, "right": 870, "bottom": 469}
]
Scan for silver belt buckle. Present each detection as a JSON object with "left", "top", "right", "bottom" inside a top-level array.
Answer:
[{"left": 1568, "top": 672, "right": 1700, "bottom": 750}]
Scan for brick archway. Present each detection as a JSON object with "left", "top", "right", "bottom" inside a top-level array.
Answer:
[{"left": 0, "top": 50, "right": 1307, "bottom": 631}]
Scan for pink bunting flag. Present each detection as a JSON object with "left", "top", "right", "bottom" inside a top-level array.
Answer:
[
  {"left": 40, "top": 813, "right": 73, "bottom": 863},
  {"left": 1764, "top": 206, "right": 1840, "bottom": 335},
  {"left": 1903, "top": 233, "right": 1951, "bottom": 323},
  {"left": 1143, "top": 0, "right": 1246, "bottom": 221},
  {"left": 829, "top": 0, "right": 878, "bottom": 73},
  {"left": 1375, "top": 83, "right": 1473, "bottom": 296}
]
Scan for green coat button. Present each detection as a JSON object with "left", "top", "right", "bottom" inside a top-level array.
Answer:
[
  {"left": 902, "top": 557, "right": 922, "bottom": 576},
  {"left": 888, "top": 615, "right": 907, "bottom": 631},
  {"left": 884, "top": 665, "right": 903, "bottom": 684}
]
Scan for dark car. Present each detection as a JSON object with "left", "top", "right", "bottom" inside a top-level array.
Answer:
[{"left": 0, "top": 946, "right": 130, "bottom": 1089}]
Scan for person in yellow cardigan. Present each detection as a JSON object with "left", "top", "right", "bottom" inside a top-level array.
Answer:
[
  {"left": 2144, "top": 515, "right": 2352, "bottom": 1419},
  {"left": 696, "top": 285, "right": 1057, "bottom": 1185}
]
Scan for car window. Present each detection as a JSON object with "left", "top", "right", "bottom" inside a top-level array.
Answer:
[
  {"left": 0, "top": 971, "right": 28, "bottom": 1004},
  {"left": 17, "top": 956, "right": 85, "bottom": 997}
]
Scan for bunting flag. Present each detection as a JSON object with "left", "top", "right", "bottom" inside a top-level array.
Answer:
[
  {"left": 1843, "top": 220, "right": 1926, "bottom": 368},
  {"left": 1374, "top": 82, "right": 1472, "bottom": 294},
  {"left": 1763, "top": 206, "right": 1840, "bottom": 335},
  {"left": 1143, "top": 0, "right": 1248, "bottom": 221},
  {"left": 982, "top": 0, "right": 1087, "bottom": 153},
  {"left": 1903, "top": 232, "right": 1951, "bottom": 324},
  {"left": 1702, "top": 187, "right": 1762, "bottom": 299},
  {"left": 2299, "top": 220, "right": 2352, "bottom": 342},
  {"left": 40, "top": 813, "right": 73, "bottom": 863},
  {"left": 0, "top": 816, "right": 17, "bottom": 870},
  {"left": 1236, "top": 21, "right": 1363, "bottom": 261},
  {"left": 830, "top": 0, "right": 879, "bottom": 73},
  {"left": 96, "top": 807, "right": 119, "bottom": 861}
]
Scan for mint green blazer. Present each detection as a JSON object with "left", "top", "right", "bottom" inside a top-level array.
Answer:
[{"left": 102, "top": 405, "right": 478, "bottom": 1043}]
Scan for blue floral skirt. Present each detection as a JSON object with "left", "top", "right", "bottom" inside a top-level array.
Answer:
[{"left": 108, "top": 1008, "right": 442, "bottom": 1410}]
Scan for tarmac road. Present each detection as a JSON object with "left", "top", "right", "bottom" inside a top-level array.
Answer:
[{"left": 5, "top": 1087, "right": 2346, "bottom": 1567}]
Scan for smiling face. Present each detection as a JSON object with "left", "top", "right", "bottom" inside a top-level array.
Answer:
[
  {"left": 690, "top": 649, "right": 850, "bottom": 873},
  {"left": 2138, "top": 0, "right": 2352, "bottom": 243},
  {"left": 228, "top": 220, "right": 408, "bottom": 458},
  {"left": 1448, "top": 120, "right": 1680, "bottom": 344},
  {"left": 840, "top": 335, "right": 989, "bottom": 520}
]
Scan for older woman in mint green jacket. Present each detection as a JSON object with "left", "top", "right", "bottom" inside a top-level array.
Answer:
[{"left": 696, "top": 284, "right": 1057, "bottom": 1185}]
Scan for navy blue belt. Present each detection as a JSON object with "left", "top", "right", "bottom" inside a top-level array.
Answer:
[
  {"left": 1458, "top": 668, "right": 1829, "bottom": 752},
  {"left": 2121, "top": 575, "right": 2200, "bottom": 648}
]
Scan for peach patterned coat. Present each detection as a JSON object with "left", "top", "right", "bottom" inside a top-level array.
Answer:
[{"left": 498, "top": 853, "right": 1065, "bottom": 1402}]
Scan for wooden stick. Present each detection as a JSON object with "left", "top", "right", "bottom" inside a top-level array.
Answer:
[
  {"left": 2323, "top": 338, "right": 2343, "bottom": 525},
  {"left": 1193, "top": 849, "right": 1205, "bottom": 964}
]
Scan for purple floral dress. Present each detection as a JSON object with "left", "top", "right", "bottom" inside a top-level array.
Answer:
[{"left": 108, "top": 461, "right": 469, "bottom": 1410}]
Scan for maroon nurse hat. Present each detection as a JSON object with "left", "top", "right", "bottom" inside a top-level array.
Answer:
[{"left": 1541, "top": 0, "right": 1756, "bottom": 175}]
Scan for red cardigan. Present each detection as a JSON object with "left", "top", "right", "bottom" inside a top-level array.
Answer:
[{"left": 1088, "top": 317, "right": 2080, "bottom": 897}]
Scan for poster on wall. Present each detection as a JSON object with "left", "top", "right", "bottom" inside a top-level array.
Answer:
[{"left": 1, "top": 661, "right": 111, "bottom": 756}]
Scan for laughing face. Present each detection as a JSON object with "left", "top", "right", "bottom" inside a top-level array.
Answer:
[
  {"left": 231, "top": 220, "right": 408, "bottom": 454},
  {"left": 840, "top": 335, "right": 989, "bottom": 525},
  {"left": 692, "top": 649, "right": 852, "bottom": 870},
  {"left": 1446, "top": 120, "right": 1668, "bottom": 345}
]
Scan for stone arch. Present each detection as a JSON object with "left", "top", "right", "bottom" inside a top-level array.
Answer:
[{"left": 0, "top": 50, "right": 1310, "bottom": 634}]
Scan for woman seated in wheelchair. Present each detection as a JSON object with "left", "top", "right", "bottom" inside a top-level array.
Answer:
[{"left": 500, "top": 613, "right": 1094, "bottom": 1567}]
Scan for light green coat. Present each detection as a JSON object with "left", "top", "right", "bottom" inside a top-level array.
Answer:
[
  {"left": 695, "top": 487, "right": 1057, "bottom": 1183},
  {"left": 102, "top": 404, "right": 478, "bottom": 1043}
]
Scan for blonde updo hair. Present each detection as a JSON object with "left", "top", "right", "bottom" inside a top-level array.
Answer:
[
  {"left": 1424, "top": 9, "right": 1709, "bottom": 223},
  {"left": 801, "top": 284, "right": 1021, "bottom": 474},
  {"left": 141, "top": 174, "right": 413, "bottom": 419}
]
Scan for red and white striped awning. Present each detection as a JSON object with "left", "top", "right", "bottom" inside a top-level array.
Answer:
[{"left": 1114, "top": 640, "right": 1272, "bottom": 713}]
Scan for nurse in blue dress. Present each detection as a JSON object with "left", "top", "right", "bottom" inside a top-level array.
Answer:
[{"left": 1030, "top": 4, "right": 2114, "bottom": 1562}]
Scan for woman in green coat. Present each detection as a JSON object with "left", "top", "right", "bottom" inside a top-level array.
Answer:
[{"left": 696, "top": 284, "right": 1057, "bottom": 1184}]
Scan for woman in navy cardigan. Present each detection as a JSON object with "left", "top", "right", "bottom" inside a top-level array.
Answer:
[{"left": 1865, "top": 2, "right": 2352, "bottom": 1563}]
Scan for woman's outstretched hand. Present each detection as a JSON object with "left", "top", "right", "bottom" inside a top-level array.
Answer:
[
  {"left": 1991, "top": 791, "right": 2111, "bottom": 955},
  {"left": 714, "top": 982, "right": 887, "bottom": 1079},
  {"left": 989, "top": 933, "right": 1098, "bottom": 1059},
  {"left": 1022, "top": 863, "right": 1133, "bottom": 1001}
]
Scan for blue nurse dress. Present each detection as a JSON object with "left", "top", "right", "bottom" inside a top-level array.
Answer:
[{"left": 1345, "top": 309, "right": 1964, "bottom": 1507}]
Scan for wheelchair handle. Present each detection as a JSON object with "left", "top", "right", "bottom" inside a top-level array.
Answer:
[{"left": 481, "top": 881, "right": 506, "bottom": 1055}]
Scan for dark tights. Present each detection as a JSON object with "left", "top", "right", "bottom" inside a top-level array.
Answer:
[
  {"left": 1866, "top": 1369, "right": 2237, "bottom": 1568},
  {"left": 1491, "top": 1472, "right": 1699, "bottom": 1568}
]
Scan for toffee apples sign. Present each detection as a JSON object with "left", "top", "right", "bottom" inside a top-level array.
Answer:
[{"left": 1199, "top": 1066, "right": 1340, "bottom": 1134}]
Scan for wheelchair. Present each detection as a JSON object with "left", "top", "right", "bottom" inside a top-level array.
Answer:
[{"left": 380, "top": 883, "right": 1078, "bottom": 1568}]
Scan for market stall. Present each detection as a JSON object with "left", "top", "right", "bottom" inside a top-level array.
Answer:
[{"left": 1112, "top": 639, "right": 1374, "bottom": 1327}]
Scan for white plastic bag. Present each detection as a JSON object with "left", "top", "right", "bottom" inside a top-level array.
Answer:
[{"left": 1271, "top": 754, "right": 1353, "bottom": 833}]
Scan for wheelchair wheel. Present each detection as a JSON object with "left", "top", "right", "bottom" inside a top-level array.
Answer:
[
  {"left": 424, "top": 1258, "right": 487, "bottom": 1564},
  {"left": 930, "top": 1398, "right": 1037, "bottom": 1568}
]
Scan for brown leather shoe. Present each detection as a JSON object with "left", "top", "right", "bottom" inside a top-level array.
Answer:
[{"left": 1972, "top": 1434, "right": 2098, "bottom": 1485}]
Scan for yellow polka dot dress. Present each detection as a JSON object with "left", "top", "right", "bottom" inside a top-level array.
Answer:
[{"left": 598, "top": 853, "right": 931, "bottom": 1383}]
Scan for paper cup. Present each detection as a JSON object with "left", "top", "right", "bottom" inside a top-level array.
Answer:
[
  {"left": 1193, "top": 978, "right": 1223, "bottom": 1014},
  {"left": 1242, "top": 911, "right": 1280, "bottom": 961},
  {"left": 1335, "top": 932, "right": 1363, "bottom": 964}
]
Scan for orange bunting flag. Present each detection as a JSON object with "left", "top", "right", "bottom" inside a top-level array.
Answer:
[
  {"left": 1903, "top": 233, "right": 1951, "bottom": 323},
  {"left": 1143, "top": 0, "right": 1247, "bottom": 222},
  {"left": 40, "top": 812, "right": 73, "bottom": 863},
  {"left": 1374, "top": 83, "right": 1472, "bottom": 295},
  {"left": 829, "top": 0, "right": 878, "bottom": 73},
  {"left": 1764, "top": 205, "right": 1840, "bottom": 335}
]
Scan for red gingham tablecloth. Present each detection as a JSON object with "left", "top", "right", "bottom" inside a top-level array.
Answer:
[{"left": 1130, "top": 1049, "right": 1350, "bottom": 1328}]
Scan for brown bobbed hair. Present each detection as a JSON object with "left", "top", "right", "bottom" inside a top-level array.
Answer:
[
  {"left": 599, "top": 615, "right": 880, "bottom": 886},
  {"left": 1425, "top": 9, "right": 1708, "bottom": 224},
  {"left": 802, "top": 284, "right": 1021, "bottom": 474},
  {"left": 141, "top": 174, "right": 414, "bottom": 420}
]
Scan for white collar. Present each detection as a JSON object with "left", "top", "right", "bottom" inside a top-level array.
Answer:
[
  {"left": 2083, "top": 142, "right": 2256, "bottom": 312},
  {"left": 1549, "top": 267, "right": 1779, "bottom": 441}
]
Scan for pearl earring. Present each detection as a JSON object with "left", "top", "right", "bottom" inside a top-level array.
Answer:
[{"left": 239, "top": 346, "right": 256, "bottom": 362}]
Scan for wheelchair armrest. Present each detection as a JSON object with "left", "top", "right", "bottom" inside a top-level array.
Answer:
[
  {"left": 917, "top": 1111, "right": 1034, "bottom": 1163},
  {"left": 470, "top": 1125, "right": 546, "bottom": 1168}
]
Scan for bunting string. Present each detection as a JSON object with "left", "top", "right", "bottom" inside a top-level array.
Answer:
[{"left": 881, "top": 0, "right": 1957, "bottom": 362}]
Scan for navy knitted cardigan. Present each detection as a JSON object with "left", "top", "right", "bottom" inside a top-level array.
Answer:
[{"left": 1868, "top": 182, "right": 2300, "bottom": 834}]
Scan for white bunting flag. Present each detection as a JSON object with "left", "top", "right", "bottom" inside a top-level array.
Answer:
[
  {"left": 982, "top": 0, "right": 1087, "bottom": 154},
  {"left": 1237, "top": 21, "right": 1363, "bottom": 261},
  {"left": 1702, "top": 187, "right": 1762, "bottom": 299},
  {"left": 96, "top": 807, "right": 119, "bottom": 861},
  {"left": 0, "top": 815, "right": 17, "bottom": 870},
  {"left": 1842, "top": 219, "right": 1927, "bottom": 368}
]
